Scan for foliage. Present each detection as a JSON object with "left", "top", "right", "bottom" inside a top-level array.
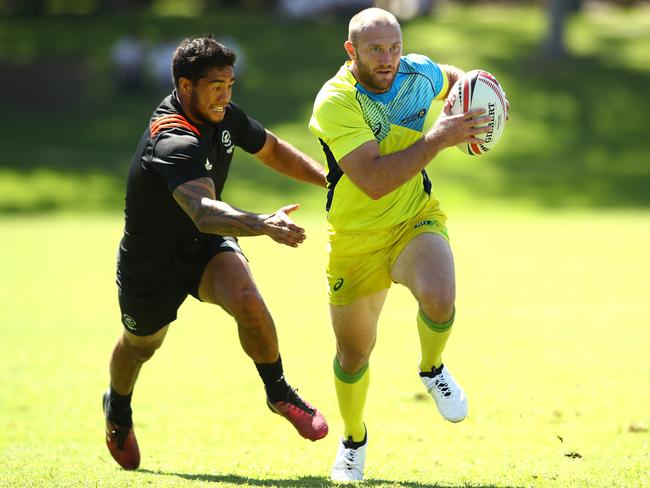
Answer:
[{"left": 0, "top": 4, "right": 649, "bottom": 214}]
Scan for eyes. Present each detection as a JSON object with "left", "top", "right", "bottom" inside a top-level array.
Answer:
[
  {"left": 212, "top": 82, "right": 234, "bottom": 92},
  {"left": 369, "top": 45, "right": 401, "bottom": 54}
]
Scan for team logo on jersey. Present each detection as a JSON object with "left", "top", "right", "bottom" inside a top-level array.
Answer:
[
  {"left": 401, "top": 108, "right": 427, "bottom": 125},
  {"left": 205, "top": 158, "right": 213, "bottom": 170},
  {"left": 222, "top": 130, "right": 234, "bottom": 154}
]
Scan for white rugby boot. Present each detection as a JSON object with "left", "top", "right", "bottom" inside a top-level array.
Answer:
[
  {"left": 331, "top": 431, "right": 367, "bottom": 482},
  {"left": 419, "top": 364, "right": 468, "bottom": 422}
]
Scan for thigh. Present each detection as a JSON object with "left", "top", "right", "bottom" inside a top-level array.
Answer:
[
  {"left": 390, "top": 232, "right": 455, "bottom": 303},
  {"left": 187, "top": 236, "right": 245, "bottom": 299},
  {"left": 327, "top": 231, "right": 393, "bottom": 306},
  {"left": 118, "top": 285, "right": 187, "bottom": 336},
  {"left": 197, "top": 250, "right": 261, "bottom": 315}
]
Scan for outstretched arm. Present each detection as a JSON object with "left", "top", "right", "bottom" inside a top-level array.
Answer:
[
  {"left": 254, "top": 130, "right": 327, "bottom": 188},
  {"left": 172, "top": 176, "right": 306, "bottom": 247}
]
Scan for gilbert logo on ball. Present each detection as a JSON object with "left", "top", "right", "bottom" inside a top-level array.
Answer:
[{"left": 450, "top": 70, "right": 508, "bottom": 155}]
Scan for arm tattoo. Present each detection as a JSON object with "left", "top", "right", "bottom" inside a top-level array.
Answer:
[{"left": 173, "top": 177, "right": 265, "bottom": 237}]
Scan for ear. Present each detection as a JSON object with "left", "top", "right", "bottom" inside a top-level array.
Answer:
[
  {"left": 179, "top": 77, "right": 192, "bottom": 94},
  {"left": 344, "top": 40, "right": 356, "bottom": 61}
]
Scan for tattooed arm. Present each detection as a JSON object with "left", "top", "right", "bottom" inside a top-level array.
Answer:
[{"left": 172, "top": 177, "right": 306, "bottom": 247}]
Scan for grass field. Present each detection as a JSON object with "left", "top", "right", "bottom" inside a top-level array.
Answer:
[{"left": 1, "top": 211, "right": 648, "bottom": 487}]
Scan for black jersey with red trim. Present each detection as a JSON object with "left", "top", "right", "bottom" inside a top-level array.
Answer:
[{"left": 117, "top": 92, "right": 267, "bottom": 292}]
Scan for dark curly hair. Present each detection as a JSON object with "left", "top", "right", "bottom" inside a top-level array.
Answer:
[{"left": 172, "top": 35, "right": 237, "bottom": 89}]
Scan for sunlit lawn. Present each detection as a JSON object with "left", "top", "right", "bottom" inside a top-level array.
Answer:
[{"left": 1, "top": 211, "right": 648, "bottom": 487}]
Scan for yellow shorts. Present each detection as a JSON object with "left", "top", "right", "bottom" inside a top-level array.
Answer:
[{"left": 326, "top": 200, "right": 448, "bottom": 306}]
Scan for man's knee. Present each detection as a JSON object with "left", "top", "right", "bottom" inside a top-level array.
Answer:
[
  {"left": 230, "top": 288, "right": 271, "bottom": 328},
  {"left": 337, "top": 342, "right": 374, "bottom": 374},
  {"left": 418, "top": 285, "right": 455, "bottom": 323},
  {"left": 123, "top": 330, "right": 166, "bottom": 364},
  {"left": 129, "top": 343, "right": 160, "bottom": 363}
]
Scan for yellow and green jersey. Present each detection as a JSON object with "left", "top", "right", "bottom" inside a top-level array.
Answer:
[{"left": 309, "top": 54, "right": 449, "bottom": 232}]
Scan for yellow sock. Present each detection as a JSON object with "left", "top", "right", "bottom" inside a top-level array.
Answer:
[
  {"left": 333, "top": 356, "right": 369, "bottom": 442},
  {"left": 418, "top": 307, "right": 455, "bottom": 373}
]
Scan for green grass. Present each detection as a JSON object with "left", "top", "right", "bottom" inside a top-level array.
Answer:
[
  {"left": 1, "top": 211, "right": 649, "bottom": 487},
  {"left": 1, "top": 3, "right": 649, "bottom": 213}
]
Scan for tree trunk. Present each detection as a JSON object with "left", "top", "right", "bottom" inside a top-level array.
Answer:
[{"left": 545, "top": 0, "right": 568, "bottom": 59}]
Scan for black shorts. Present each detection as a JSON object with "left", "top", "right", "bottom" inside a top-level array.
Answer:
[{"left": 117, "top": 236, "right": 243, "bottom": 337}]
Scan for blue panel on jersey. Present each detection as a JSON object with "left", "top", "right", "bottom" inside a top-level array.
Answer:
[{"left": 354, "top": 55, "right": 443, "bottom": 133}]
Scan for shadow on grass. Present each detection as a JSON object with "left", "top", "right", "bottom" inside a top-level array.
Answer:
[{"left": 139, "top": 469, "right": 519, "bottom": 488}]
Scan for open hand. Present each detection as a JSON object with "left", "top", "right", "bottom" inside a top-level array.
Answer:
[{"left": 262, "top": 204, "right": 306, "bottom": 247}]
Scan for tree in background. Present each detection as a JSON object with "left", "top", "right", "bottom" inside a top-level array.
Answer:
[{"left": 544, "top": 0, "right": 570, "bottom": 59}]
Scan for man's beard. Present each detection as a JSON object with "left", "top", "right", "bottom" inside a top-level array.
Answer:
[
  {"left": 355, "top": 57, "right": 395, "bottom": 93},
  {"left": 188, "top": 90, "right": 212, "bottom": 124}
]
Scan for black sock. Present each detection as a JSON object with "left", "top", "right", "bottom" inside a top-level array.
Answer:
[
  {"left": 106, "top": 386, "right": 133, "bottom": 427},
  {"left": 419, "top": 363, "right": 444, "bottom": 378},
  {"left": 343, "top": 427, "right": 367, "bottom": 449},
  {"left": 255, "top": 355, "right": 290, "bottom": 403}
]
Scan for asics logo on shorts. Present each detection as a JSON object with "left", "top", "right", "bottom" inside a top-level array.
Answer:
[
  {"left": 414, "top": 220, "right": 433, "bottom": 229},
  {"left": 333, "top": 278, "right": 344, "bottom": 292}
]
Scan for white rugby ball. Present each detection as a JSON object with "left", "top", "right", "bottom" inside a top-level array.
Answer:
[{"left": 450, "top": 70, "right": 508, "bottom": 155}]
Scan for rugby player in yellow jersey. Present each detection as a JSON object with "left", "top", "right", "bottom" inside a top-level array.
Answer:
[{"left": 309, "top": 8, "right": 493, "bottom": 481}]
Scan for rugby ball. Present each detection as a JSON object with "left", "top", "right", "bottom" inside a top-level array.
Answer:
[{"left": 450, "top": 70, "right": 508, "bottom": 155}]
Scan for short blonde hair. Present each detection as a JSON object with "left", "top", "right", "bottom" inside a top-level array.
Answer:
[{"left": 348, "top": 8, "right": 400, "bottom": 47}]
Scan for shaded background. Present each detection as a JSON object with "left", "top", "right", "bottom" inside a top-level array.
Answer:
[{"left": 1, "top": 0, "right": 649, "bottom": 215}]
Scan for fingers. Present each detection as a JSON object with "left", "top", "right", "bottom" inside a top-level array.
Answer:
[
  {"left": 464, "top": 107, "right": 486, "bottom": 119},
  {"left": 467, "top": 116, "right": 493, "bottom": 137},
  {"left": 442, "top": 95, "right": 455, "bottom": 116},
  {"left": 279, "top": 203, "right": 300, "bottom": 215},
  {"left": 272, "top": 227, "right": 306, "bottom": 247},
  {"left": 465, "top": 136, "right": 486, "bottom": 145},
  {"left": 265, "top": 207, "right": 306, "bottom": 247}
]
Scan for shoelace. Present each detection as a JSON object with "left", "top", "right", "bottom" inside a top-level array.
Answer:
[
  {"left": 110, "top": 423, "right": 131, "bottom": 450},
  {"left": 434, "top": 376, "right": 452, "bottom": 397},
  {"left": 285, "top": 388, "right": 315, "bottom": 415},
  {"left": 344, "top": 448, "right": 357, "bottom": 470}
]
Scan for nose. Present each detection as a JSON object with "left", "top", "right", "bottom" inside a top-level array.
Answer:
[
  {"left": 379, "top": 50, "right": 393, "bottom": 66},
  {"left": 218, "top": 87, "right": 232, "bottom": 103}
]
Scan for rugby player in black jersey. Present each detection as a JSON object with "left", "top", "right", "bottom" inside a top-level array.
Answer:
[{"left": 102, "top": 35, "right": 328, "bottom": 470}]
